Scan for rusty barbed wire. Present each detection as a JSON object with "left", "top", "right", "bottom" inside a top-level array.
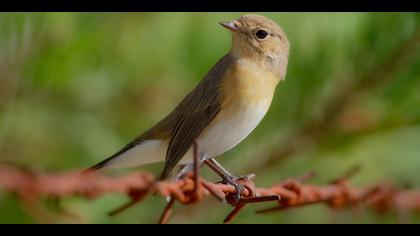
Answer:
[{"left": 0, "top": 164, "right": 419, "bottom": 223}]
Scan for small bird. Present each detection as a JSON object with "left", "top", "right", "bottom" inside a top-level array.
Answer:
[{"left": 87, "top": 14, "right": 289, "bottom": 191}]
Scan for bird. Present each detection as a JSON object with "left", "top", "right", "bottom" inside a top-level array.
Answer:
[{"left": 86, "top": 14, "right": 290, "bottom": 193}]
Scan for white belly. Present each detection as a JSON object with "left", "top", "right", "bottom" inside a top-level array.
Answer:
[{"left": 196, "top": 99, "right": 271, "bottom": 158}]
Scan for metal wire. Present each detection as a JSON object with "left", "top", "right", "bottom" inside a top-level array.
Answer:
[{"left": 0, "top": 165, "right": 419, "bottom": 223}]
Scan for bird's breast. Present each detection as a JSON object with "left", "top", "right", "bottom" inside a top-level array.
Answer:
[
  {"left": 197, "top": 59, "right": 278, "bottom": 157},
  {"left": 197, "top": 98, "right": 271, "bottom": 157}
]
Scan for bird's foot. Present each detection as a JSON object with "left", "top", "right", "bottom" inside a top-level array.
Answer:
[{"left": 219, "top": 174, "right": 255, "bottom": 204}]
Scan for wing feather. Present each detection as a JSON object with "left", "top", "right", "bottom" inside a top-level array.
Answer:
[
  {"left": 86, "top": 54, "right": 234, "bottom": 179},
  {"left": 159, "top": 54, "right": 233, "bottom": 179}
]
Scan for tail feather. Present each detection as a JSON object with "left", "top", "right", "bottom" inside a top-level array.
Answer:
[
  {"left": 84, "top": 156, "right": 115, "bottom": 174},
  {"left": 84, "top": 140, "right": 166, "bottom": 174},
  {"left": 84, "top": 143, "right": 136, "bottom": 173}
]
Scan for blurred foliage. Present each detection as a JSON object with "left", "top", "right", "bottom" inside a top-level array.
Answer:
[{"left": 0, "top": 12, "right": 419, "bottom": 224}]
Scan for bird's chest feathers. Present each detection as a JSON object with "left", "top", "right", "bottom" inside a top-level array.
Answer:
[
  {"left": 218, "top": 61, "right": 276, "bottom": 130},
  {"left": 220, "top": 59, "right": 278, "bottom": 111},
  {"left": 197, "top": 60, "right": 277, "bottom": 156}
]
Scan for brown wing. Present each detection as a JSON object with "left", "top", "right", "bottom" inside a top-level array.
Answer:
[
  {"left": 86, "top": 54, "right": 234, "bottom": 177},
  {"left": 159, "top": 54, "right": 234, "bottom": 180}
]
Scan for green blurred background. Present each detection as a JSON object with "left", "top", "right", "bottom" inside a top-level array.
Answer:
[{"left": 0, "top": 12, "right": 419, "bottom": 224}]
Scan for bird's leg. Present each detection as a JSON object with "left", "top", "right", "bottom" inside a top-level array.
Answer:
[
  {"left": 204, "top": 158, "right": 248, "bottom": 203},
  {"left": 205, "top": 158, "right": 235, "bottom": 179}
]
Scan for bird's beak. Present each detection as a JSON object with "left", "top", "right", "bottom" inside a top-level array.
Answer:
[{"left": 220, "top": 21, "right": 240, "bottom": 32}]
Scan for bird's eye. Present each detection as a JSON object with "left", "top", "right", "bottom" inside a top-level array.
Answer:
[{"left": 255, "top": 30, "right": 268, "bottom": 39}]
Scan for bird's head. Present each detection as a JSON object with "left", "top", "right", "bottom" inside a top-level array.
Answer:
[{"left": 221, "top": 14, "right": 290, "bottom": 79}]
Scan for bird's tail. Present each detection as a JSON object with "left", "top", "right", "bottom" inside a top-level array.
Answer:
[
  {"left": 83, "top": 157, "right": 114, "bottom": 174},
  {"left": 84, "top": 139, "right": 166, "bottom": 174}
]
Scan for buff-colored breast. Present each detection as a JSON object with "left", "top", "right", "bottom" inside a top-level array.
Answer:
[{"left": 195, "top": 58, "right": 279, "bottom": 158}]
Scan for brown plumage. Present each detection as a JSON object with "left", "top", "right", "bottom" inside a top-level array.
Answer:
[{"left": 86, "top": 14, "right": 290, "bottom": 181}]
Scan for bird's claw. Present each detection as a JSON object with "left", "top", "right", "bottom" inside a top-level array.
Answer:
[{"left": 219, "top": 175, "right": 248, "bottom": 203}]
